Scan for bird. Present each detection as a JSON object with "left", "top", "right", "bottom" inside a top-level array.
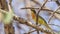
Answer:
[{"left": 30, "top": 9, "right": 52, "bottom": 30}]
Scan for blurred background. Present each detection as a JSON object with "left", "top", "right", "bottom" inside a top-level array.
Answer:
[{"left": 0, "top": 0, "right": 60, "bottom": 34}]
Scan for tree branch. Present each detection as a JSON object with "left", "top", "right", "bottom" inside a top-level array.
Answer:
[{"left": 0, "top": 9, "right": 54, "bottom": 34}]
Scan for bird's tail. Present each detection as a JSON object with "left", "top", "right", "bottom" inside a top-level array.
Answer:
[{"left": 45, "top": 24, "right": 52, "bottom": 31}]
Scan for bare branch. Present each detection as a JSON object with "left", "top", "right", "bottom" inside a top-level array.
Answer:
[
  {"left": 21, "top": 7, "right": 39, "bottom": 9},
  {"left": 24, "top": 30, "right": 36, "bottom": 34},
  {"left": 21, "top": 7, "right": 60, "bottom": 14},
  {"left": 48, "top": 6, "right": 60, "bottom": 23},
  {"left": 0, "top": 9, "right": 53, "bottom": 34}
]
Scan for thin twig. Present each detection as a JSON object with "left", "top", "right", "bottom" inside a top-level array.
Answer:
[
  {"left": 48, "top": 6, "right": 60, "bottom": 23},
  {"left": 48, "top": 24, "right": 60, "bottom": 27},
  {"left": 13, "top": 16, "right": 53, "bottom": 34},
  {"left": 31, "top": 0, "right": 48, "bottom": 10},
  {"left": 0, "top": 9, "right": 53, "bottom": 34},
  {"left": 36, "top": 0, "right": 48, "bottom": 25},
  {"left": 21, "top": 7, "right": 60, "bottom": 14},
  {"left": 24, "top": 30, "right": 36, "bottom": 34},
  {"left": 31, "top": 0, "right": 41, "bottom": 6},
  {"left": 30, "top": 0, "right": 49, "bottom": 34},
  {"left": 21, "top": 7, "right": 39, "bottom": 9},
  {"left": 24, "top": 0, "right": 34, "bottom": 34}
]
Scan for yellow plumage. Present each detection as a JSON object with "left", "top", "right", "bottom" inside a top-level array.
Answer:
[{"left": 31, "top": 9, "right": 52, "bottom": 30}]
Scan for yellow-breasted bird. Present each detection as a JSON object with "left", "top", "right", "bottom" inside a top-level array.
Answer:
[{"left": 30, "top": 9, "right": 52, "bottom": 30}]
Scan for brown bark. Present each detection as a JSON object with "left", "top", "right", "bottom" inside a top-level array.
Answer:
[
  {"left": 4, "top": 23, "right": 15, "bottom": 34},
  {"left": 0, "top": 0, "right": 8, "bottom": 10}
]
